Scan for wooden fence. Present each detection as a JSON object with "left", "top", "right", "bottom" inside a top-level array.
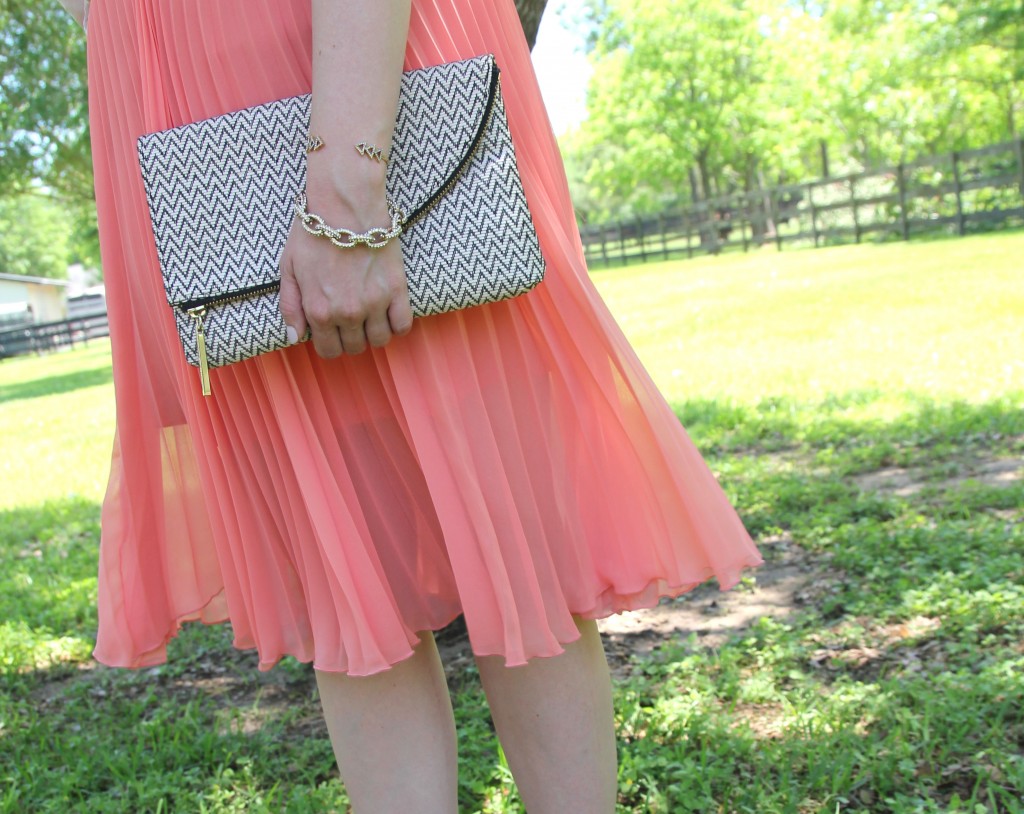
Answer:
[
  {"left": 0, "top": 314, "right": 110, "bottom": 360},
  {"left": 580, "top": 138, "right": 1024, "bottom": 268}
]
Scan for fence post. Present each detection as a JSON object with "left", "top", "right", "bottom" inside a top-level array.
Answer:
[
  {"left": 617, "top": 220, "right": 627, "bottom": 266},
  {"left": 741, "top": 193, "right": 750, "bottom": 252},
  {"left": 896, "top": 163, "right": 910, "bottom": 241},
  {"left": 659, "top": 213, "right": 669, "bottom": 260},
  {"left": 637, "top": 216, "right": 647, "bottom": 264},
  {"left": 951, "top": 150, "right": 965, "bottom": 236},
  {"left": 849, "top": 176, "right": 861, "bottom": 243},
  {"left": 809, "top": 182, "right": 820, "bottom": 248},
  {"left": 599, "top": 226, "right": 609, "bottom": 268},
  {"left": 684, "top": 212, "right": 694, "bottom": 258},
  {"left": 1015, "top": 134, "right": 1024, "bottom": 204},
  {"left": 710, "top": 201, "right": 721, "bottom": 255},
  {"left": 772, "top": 189, "right": 783, "bottom": 252}
]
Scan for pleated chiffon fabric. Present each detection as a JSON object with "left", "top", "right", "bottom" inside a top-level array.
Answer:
[{"left": 86, "top": 0, "right": 764, "bottom": 676}]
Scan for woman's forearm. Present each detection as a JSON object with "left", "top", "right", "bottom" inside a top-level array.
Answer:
[{"left": 306, "top": 0, "right": 412, "bottom": 224}]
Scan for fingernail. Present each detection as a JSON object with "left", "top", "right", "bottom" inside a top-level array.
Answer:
[{"left": 286, "top": 325, "right": 298, "bottom": 345}]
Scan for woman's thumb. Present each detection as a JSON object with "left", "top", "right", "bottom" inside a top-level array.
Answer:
[{"left": 278, "top": 260, "right": 306, "bottom": 345}]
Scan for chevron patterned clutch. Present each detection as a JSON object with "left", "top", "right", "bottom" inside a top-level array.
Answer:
[{"left": 136, "top": 54, "right": 545, "bottom": 396}]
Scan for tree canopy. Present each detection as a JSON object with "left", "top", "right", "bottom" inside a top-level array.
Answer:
[
  {"left": 565, "top": 0, "right": 1024, "bottom": 223},
  {"left": 1, "top": 0, "right": 96, "bottom": 272}
]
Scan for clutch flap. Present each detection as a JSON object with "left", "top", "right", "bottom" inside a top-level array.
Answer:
[
  {"left": 387, "top": 54, "right": 499, "bottom": 226},
  {"left": 137, "top": 54, "right": 499, "bottom": 308}
]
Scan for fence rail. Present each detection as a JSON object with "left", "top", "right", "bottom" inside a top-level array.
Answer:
[
  {"left": 580, "top": 138, "right": 1024, "bottom": 268},
  {"left": 0, "top": 314, "right": 110, "bottom": 360}
]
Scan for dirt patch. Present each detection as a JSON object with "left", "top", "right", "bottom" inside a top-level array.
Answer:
[
  {"left": 431, "top": 534, "right": 839, "bottom": 683},
  {"left": 597, "top": 539, "right": 835, "bottom": 679},
  {"left": 595, "top": 450, "right": 1021, "bottom": 680},
  {"left": 728, "top": 701, "right": 789, "bottom": 740},
  {"left": 806, "top": 614, "right": 946, "bottom": 682},
  {"left": 853, "top": 466, "right": 926, "bottom": 496},
  {"left": 852, "top": 455, "right": 1023, "bottom": 497},
  {"left": 434, "top": 618, "right": 478, "bottom": 688},
  {"left": 32, "top": 638, "right": 325, "bottom": 743}
]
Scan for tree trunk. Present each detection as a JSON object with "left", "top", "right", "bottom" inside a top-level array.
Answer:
[
  {"left": 695, "top": 151, "right": 720, "bottom": 253},
  {"left": 1007, "top": 84, "right": 1018, "bottom": 140},
  {"left": 757, "top": 167, "right": 777, "bottom": 241},
  {"left": 514, "top": 0, "right": 549, "bottom": 50},
  {"left": 744, "top": 160, "right": 762, "bottom": 243}
]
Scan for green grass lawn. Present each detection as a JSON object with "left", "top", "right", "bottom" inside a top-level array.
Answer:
[
  {"left": 1, "top": 233, "right": 1022, "bottom": 812},
  {"left": 593, "top": 233, "right": 1023, "bottom": 404},
  {"left": 0, "top": 341, "right": 114, "bottom": 510}
]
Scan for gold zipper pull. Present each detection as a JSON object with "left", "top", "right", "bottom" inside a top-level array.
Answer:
[{"left": 187, "top": 306, "right": 212, "bottom": 396}]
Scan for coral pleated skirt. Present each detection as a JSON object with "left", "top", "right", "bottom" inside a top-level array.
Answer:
[{"left": 86, "top": 0, "right": 764, "bottom": 676}]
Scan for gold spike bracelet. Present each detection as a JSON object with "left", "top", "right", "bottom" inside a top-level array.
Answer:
[{"left": 305, "top": 134, "right": 388, "bottom": 165}]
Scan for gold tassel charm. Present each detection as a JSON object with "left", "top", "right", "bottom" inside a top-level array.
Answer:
[{"left": 187, "top": 305, "right": 212, "bottom": 396}]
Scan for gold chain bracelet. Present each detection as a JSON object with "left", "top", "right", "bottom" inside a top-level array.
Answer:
[{"left": 294, "top": 191, "right": 406, "bottom": 249}]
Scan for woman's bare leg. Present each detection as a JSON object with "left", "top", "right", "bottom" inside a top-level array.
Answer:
[
  {"left": 314, "top": 631, "right": 458, "bottom": 814},
  {"left": 474, "top": 617, "right": 618, "bottom": 813}
]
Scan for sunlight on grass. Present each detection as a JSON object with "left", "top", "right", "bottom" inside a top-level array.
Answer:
[
  {"left": 592, "top": 232, "right": 1024, "bottom": 405},
  {"left": 0, "top": 340, "right": 114, "bottom": 510},
  {"left": 2, "top": 236, "right": 1021, "bottom": 509},
  {"left": 0, "top": 620, "right": 93, "bottom": 672}
]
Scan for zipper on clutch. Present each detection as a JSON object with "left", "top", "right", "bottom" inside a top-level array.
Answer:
[{"left": 180, "top": 280, "right": 281, "bottom": 397}]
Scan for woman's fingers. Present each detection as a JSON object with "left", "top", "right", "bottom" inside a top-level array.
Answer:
[
  {"left": 388, "top": 292, "right": 414, "bottom": 337},
  {"left": 364, "top": 311, "right": 394, "bottom": 349},
  {"left": 338, "top": 321, "right": 370, "bottom": 355},
  {"left": 278, "top": 255, "right": 308, "bottom": 346},
  {"left": 278, "top": 214, "right": 409, "bottom": 358},
  {"left": 306, "top": 300, "right": 348, "bottom": 358}
]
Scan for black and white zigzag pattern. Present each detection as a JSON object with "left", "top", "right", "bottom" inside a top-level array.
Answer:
[
  {"left": 137, "top": 54, "right": 545, "bottom": 371},
  {"left": 173, "top": 291, "right": 288, "bottom": 368}
]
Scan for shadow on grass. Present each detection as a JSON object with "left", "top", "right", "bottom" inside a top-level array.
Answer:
[
  {"left": 0, "top": 365, "right": 113, "bottom": 405},
  {"left": 1, "top": 388, "right": 1021, "bottom": 811},
  {"left": 0, "top": 498, "right": 102, "bottom": 677},
  {"left": 612, "top": 630, "right": 1024, "bottom": 813},
  {"left": 0, "top": 492, "right": 343, "bottom": 812},
  {"left": 0, "top": 494, "right": 496, "bottom": 813},
  {"left": 669, "top": 388, "right": 1024, "bottom": 455},
  {"left": 1, "top": 636, "right": 348, "bottom": 813}
]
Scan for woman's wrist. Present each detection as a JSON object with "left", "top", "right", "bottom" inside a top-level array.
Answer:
[
  {"left": 306, "top": 0, "right": 410, "bottom": 225},
  {"left": 304, "top": 158, "right": 390, "bottom": 231},
  {"left": 307, "top": 140, "right": 387, "bottom": 182}
]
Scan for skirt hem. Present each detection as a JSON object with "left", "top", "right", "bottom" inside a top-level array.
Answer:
[{"left": 92, "top": 552, "right": 765, "bottom": 677}]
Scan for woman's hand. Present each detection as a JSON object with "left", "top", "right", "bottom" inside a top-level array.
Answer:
[
  {"left": 278, "top": 180, "right": 413, "bottom": 357},
  {"left": 279, "top": 0, "right": 413, "bottom": 358}
]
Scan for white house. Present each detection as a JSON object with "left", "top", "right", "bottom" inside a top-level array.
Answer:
[{"left": 0, "top": 272, "right": 69, "bottom": 329}]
